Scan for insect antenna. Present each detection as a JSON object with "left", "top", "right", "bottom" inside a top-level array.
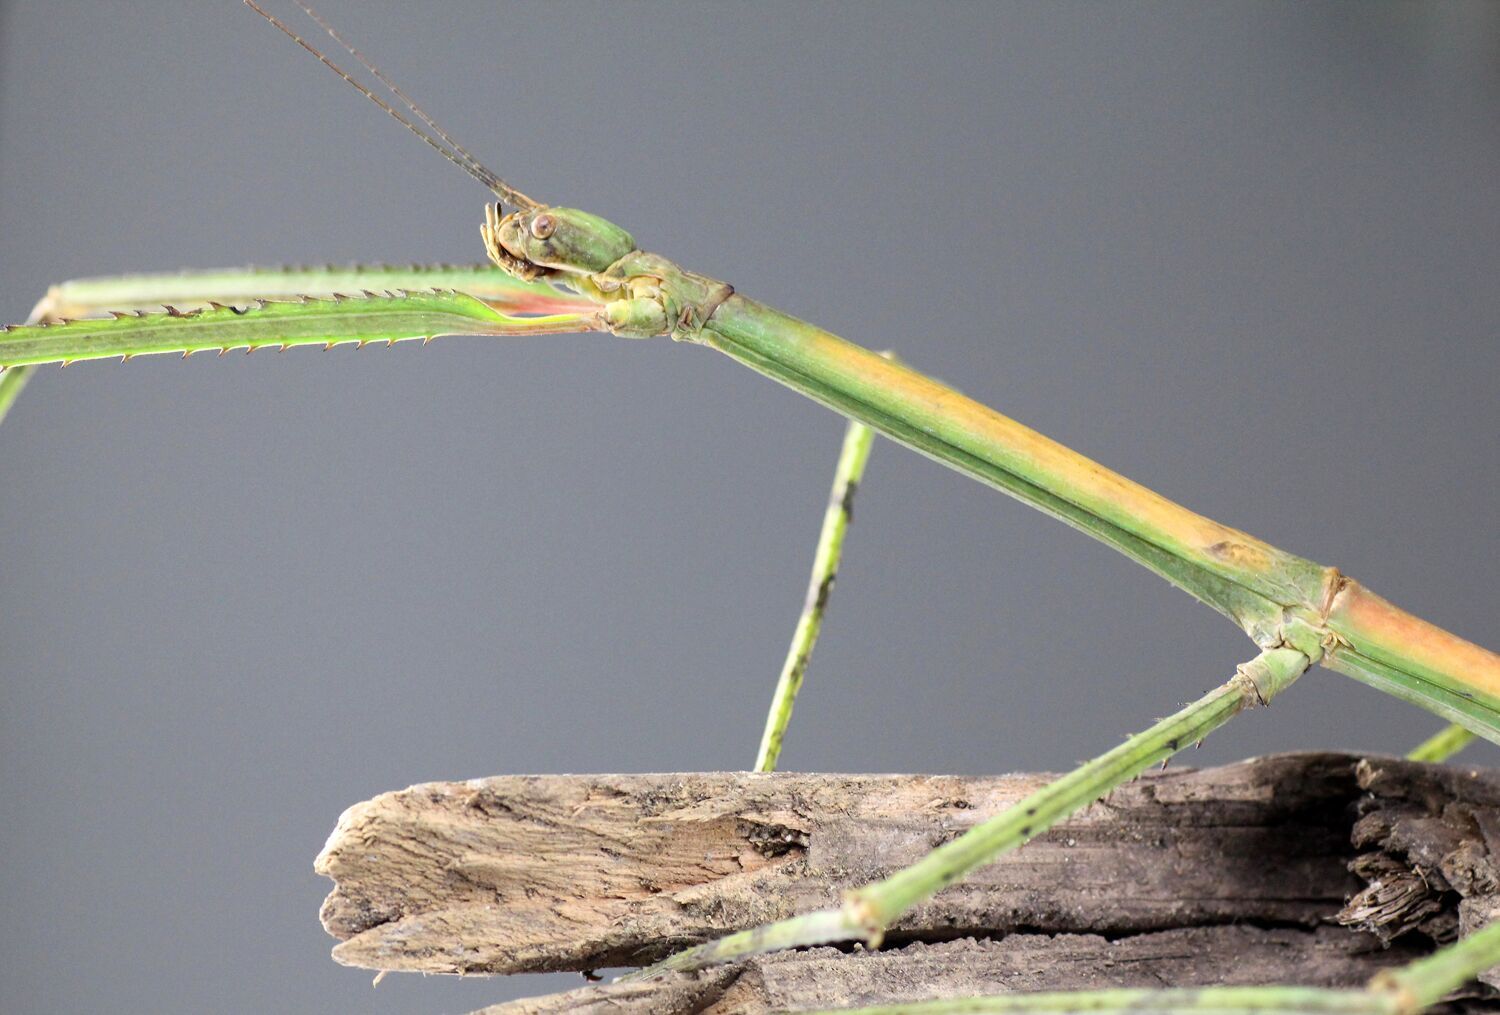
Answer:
[
  {"left": 242, "top": 0, "right": 538, "bottom": 210},
  {"left": 291, "top": 4, "right": 509, "bottom": 197}
]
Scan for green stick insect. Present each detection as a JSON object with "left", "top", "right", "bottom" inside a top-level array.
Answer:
[{"left": 3, "top": 4, "right": 1497, "bottom": 1011}]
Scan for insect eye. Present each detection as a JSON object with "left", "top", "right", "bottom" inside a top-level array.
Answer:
[{"left": 530, "top": 214, "right": 556, "bottom": 239}]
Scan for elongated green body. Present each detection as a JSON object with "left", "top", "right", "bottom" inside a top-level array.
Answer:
[
  {"left": 4, "top": 211, "right": 1496, "bottom": 743},
  {"left": 692, "top": 293, "right": 1500, "bottom": 738},
  {"left": 498, "top": 205, "right": 1500, "bottom": 741}
]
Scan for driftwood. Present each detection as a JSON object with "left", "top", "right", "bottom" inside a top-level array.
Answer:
[
  {"left": 474, "top": 928, "right": 1428, "bottom": 1015},
  {"left": 317, "top": 753, "right": 1500, "bottom": 1012}
]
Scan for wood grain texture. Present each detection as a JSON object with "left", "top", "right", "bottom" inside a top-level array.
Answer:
[
  {"left": 475, "top": 927, "right": 1430, "bottom": 1015},
  {"left": 316, "top": 753, "right": 1500, "bottom": 1010}
]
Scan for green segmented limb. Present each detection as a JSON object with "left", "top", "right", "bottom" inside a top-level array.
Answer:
[
  {"left": 0, "top": 289, "right": 67, "bottom": 425},
  {"left": 31, "top": 263, "right": 593, "bottom": 320},
  {"left": 0, "top": 290, "right": 599, "bottom": 368},
  {"left": 626, "top": 647, "right": 1310, "bottom": 979},
  {"left": 1, "top": 262, "right": 596, "bottom": 423},
  {"left": 1407, "top": 723, "right": 1476, "bottom": 763},
  {"left": 1375, "top": 917, "right": 1500, "bottom": 1011},
  {"left": 755, "top": 419, "right": 876, "bottom": 772},
  {"left": 0, "top": 365, "right": 31, "bottom": 425}
]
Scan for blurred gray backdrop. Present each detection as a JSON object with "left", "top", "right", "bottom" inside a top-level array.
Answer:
[{"left": 1, "top": 2, "right": 1496, "bottom": 1012}]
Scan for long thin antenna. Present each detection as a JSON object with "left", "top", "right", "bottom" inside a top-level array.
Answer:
[
  {"left": 243, "top": 0, "right": 538, "bottom": 210},
  {"left": 294, "top": 4, "right": 496, "bottom": 192}
]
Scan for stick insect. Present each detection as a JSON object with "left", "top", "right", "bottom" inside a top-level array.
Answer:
[{"left": 3, "top": 4, "right": 1497, "bottom": 1011}]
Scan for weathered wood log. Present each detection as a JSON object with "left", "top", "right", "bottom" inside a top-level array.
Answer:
[
  {"left": 316, "top": 753, "right": 1500, "bottom": 1012},
  {"left": 474, "top": 928, "right": 1433, "bottom": 1015}
]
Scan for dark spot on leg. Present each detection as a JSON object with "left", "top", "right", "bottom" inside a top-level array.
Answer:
[
  {"left": 839, "top": 480, "right": 858, "bottom": 520},
  {"left": 813, "top": 573, "right": 835, "bottom": 612}
]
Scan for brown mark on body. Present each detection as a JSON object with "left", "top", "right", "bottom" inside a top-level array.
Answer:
[
  {"left": 1205, "top": 539, "right": 1274, "bottom": 576},
  {"left": 1319, "top": 568, "right": 1351, "bottom": 622}
]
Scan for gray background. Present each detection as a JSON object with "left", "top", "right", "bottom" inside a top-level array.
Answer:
[{"left": 1, "top": 2, "right": 1496, "bottom": 1012}]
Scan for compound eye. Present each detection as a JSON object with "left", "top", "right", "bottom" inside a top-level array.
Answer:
[{"left": 530, "top": 213, "right": 556, "bottom": 239}]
